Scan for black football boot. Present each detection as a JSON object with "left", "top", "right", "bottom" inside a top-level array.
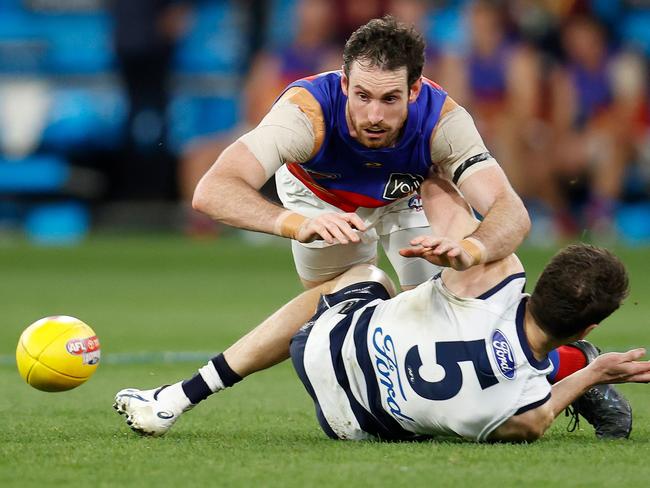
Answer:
[{"left": 565, "top": 340, "right": 632, "bottom": 439}]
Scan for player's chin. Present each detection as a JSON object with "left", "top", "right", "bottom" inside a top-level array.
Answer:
[{"left": 359, "top": 136, "right": 389, "bottom": 149}]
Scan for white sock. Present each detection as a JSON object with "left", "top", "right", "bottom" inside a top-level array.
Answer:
[
  {"left": 158, "top": 381, "right": 193, "bottom": 412},
  {"left": 198, "top": 361, "right": 225, "bottom": 393}
]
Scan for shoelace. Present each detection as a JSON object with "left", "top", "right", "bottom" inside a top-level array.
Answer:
[{"left": 565, "top": 406, "right": 580, "bottom": 432}]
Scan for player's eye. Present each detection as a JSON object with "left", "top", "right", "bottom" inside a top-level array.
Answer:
[
  {"left": 384, "top": 96, "right": 398, "bottom": 103},
  {"left": 357, "top": 92, "right": 369, "bottom": 102}
]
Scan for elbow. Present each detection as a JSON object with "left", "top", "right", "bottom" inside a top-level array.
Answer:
[
  {"left": 516, "top": 410, "right": 554, "bottom": 443},
  {"left": 520, "top": 425, "right": 545, "bottom": 443},
  {"left": 521, "top": 207, "right": 532, "bottom": 239},
  {"left": 192, "top": 180, "right": 218, "bottom": 217},
  {"left": 191, "top": 186, "right": 208, "bottom": 214}
]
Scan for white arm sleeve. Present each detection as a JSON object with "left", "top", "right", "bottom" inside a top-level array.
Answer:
[
  {"left": 430, "top": 106, "right": 499, "bottom": 186},
  {"left": 238, "top": 101, "right": 316, "bottom": 179}
]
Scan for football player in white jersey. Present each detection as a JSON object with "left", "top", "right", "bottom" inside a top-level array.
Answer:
[{"left": 114, "top": 180, "right": 647, "bottom": 442}]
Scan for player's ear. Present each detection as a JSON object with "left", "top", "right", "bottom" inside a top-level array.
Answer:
[
  {"left": 341, "top": 67, "right": 349, "bottom": 96},
  {"left": 408, "top": 77, "right": 422, "bottom": 103},
  {"left": 577, "top": 324, "right": 598, "bottom": 340}
]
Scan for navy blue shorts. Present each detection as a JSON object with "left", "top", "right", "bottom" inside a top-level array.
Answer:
[{"left": 289, "top": 281, "right": 391, "bottom": 439}]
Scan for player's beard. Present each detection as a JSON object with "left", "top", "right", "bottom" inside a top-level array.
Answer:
[{"left": 347, "top": 104, "right": 402, "bottom": 149}]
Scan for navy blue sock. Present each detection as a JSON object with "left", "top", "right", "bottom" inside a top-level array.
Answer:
[{"left": 182, "top": 353, "right": 242, "bottom": 404}]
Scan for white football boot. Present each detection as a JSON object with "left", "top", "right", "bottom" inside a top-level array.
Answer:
[{"left": 114, "top": 383, "right": 192, "bottom": 436}]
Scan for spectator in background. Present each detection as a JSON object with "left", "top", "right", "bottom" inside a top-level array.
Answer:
[
  {"left": 447, "top": 0, "right": 553, "bottom": 220},
  {"left": 333, "top": 0, "right": 388, "bottom": 43},
  {"left": 179, "top": 0, "right": 340, "bottom": 236},
  {"left": 549, "top": 14, "right": 647, "bottom": 236},
  {"left": 111, "top": 0, "right": 192, "bottom": 200},
  {"left": 386, "top": 0, "right": 467, "bottom": 106}
]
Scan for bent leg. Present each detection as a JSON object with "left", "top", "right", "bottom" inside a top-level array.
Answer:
[
  {"left": 223, "top": 281, "right": 331, "bottom": 377},
  {"left": 224, "top": 264, "right": 395, "bottom": 377},
  {"left": 291, "top": 239, "right": 378, "bottom": 289},
  {"left": 114, "top": 264, "right": 396, "bottom": 435}
]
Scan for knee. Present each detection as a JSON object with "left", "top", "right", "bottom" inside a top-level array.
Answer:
[{"left": 331, "top": 264, "right": 397, "bottom": 297}]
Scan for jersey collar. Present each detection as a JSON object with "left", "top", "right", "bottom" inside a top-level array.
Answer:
[{"left": 515, "top": 298, "right": 552, "bottom": 372}]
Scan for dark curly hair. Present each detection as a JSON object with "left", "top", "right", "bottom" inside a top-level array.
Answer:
[
  {"left": 342, "top": 15, "right": 425, "bottom": 87},
  {"left": 529, "top": 244, "right": 629, "bottom": 340}
]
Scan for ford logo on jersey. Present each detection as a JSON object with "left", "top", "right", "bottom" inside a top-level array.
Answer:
[
  {"left": 491, "top": 329, "right": 516, "bottom": 380},
  {"left": 372, "top": 327, "right": 415, "bottom": 422}
]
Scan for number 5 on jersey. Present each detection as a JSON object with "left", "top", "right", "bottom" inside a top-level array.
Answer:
[{"left": 405, "top": 340, "right": 499, "bottom": 401}]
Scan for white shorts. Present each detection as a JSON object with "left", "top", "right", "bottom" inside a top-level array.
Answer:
[{"left": 276, "top": 166, "right": 440, "bottom": 286}]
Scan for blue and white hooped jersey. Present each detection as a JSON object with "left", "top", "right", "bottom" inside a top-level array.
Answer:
[
  {"left": 300, "top": 274, "right": 553, "bottom": 442},
  {"left": 281, "top": 71, "right": 448, "bottom": 212}
]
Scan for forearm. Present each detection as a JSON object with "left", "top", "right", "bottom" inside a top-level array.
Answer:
[
  {"left": 420, "top": 177, "right": 478, "bottom": 241},
  {"left": 194, "top": 173, "right": 289, "bottom": 235},
  {"left": 549, "top": 367, "right": 598, "bottom": 417},
  {"left": 468, "top": 191, "right": 530, "bottom": 262},
  {"left": 192, "top": 141, "right": 306, "bottom": 238}
]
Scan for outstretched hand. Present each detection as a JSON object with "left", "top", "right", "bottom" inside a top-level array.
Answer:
[
  {"left": 399, "top": 235, "right": 477, "bottom": 271},
  {"left": 296, "top": 212, "right": 367, "bottom": 245},
  {"left": 590, "top": 348, "right": 650, "bottom": 384}
]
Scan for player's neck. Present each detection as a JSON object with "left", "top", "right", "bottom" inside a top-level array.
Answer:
[{"left": 523, "top": 306, "right": 563, "bottom": 360}]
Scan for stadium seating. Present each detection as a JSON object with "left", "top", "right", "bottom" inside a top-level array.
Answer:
[{"left": 0, "top": 0, "right": 244, "bottom": 243}]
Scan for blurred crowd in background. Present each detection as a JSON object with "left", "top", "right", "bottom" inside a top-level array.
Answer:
[{"left": 0, "top": 0, "right": 649, "bottom": 245}]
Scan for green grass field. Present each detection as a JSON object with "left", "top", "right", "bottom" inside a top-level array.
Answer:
[{"left": 2, "top": 236, "right": 650, "bottom": 487}]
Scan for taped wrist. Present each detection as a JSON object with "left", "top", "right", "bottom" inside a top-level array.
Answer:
[
  {"left": 274, "top": 211, "right": 308, "bottom": 240},
  {"left": 460, "top": 237, "right": 487, "bottom": 265}
]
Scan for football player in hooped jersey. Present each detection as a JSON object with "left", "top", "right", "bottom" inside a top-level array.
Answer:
[
  {"left": 191, "top": 16, "right": 530, "bottom": 289},
  {"left": 115, "top": 180, "right": 643, "bottom": 442}
]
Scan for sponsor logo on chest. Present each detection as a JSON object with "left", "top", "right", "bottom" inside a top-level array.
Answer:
[
  {"left": 383, "top": 173, "right": 424, "bottom": 200},
  {"left": 490, "top": 329, "right": 516, "bottom": 380}
]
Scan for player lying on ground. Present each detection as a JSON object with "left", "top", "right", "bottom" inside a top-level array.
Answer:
[
  {"left": 192, "top": 16, "right": 530, "bottom": 289},
  {"left": 115, "top": 186, "right": 644, "bottom": 442}
]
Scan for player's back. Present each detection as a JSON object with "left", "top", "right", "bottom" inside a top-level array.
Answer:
[{"left": 341, "top": 273, "right": 553, "bottom": 441}]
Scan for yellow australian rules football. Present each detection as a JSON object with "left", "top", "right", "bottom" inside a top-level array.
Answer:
[{"left": 16, "top": 316, "right": 101, "bottom": 391}]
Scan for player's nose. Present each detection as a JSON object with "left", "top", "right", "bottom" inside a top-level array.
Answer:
[{"left": 367, "top": 102, "right": 383, "bottom": 125}]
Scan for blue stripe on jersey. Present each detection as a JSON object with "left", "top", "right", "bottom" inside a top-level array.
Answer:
[
  {"left": 289, "top": 327, "right": 339, "bottom": 440},
  {"left": 328, "top": 309, "right": 394, "bottom": 439},
  {"left": 352, "top": 307, "right": 419, "bottom": 440},
  {"left": 515, "top": 298, "right": 552, "bottom": 371},
  {"left": 476, "top": 272, "right": 527, "bottom": 300}
]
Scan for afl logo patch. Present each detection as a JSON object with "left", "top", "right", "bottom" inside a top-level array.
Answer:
[
  {"left": 491, "top": 329, "right": 516, "bottom": 380},
  {"left": 408, "top": 195, "right": 423, "bottom": 211}
]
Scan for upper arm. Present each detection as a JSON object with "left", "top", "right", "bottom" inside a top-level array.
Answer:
[
  {"left": 430, "top": 99, "right": 499, "bottom": 187},
  {"left": 276, "top": 87, "right": 326, "bottom": 154},
  {"left": 457, "top": 164, "right": 520, "bottom": 217},
  {"left": 199, "top": 140, "right": 269, "bottom": 191}
]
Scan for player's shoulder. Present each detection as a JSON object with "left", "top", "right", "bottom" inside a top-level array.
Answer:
[
  {"left": 274, "top": 85, "right": 326, "bottom": 156},
  {"left": 276, "top": 86, "right": 323, "bottom": 114},
  {"left": 282, "top": 70, "right": 342, "bottom": 101}
]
